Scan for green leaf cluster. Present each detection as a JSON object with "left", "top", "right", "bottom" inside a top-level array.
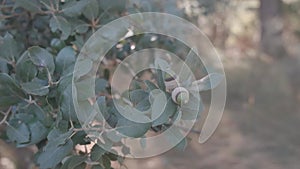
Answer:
[{"left": 0, "top": 0, "right": 223, "bottom": 168}]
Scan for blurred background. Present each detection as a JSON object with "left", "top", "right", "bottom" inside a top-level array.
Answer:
[
  {"left": 1, "top": 0, "right": 300, "bottom": 168},
  {"left": 124, "top": 0, "right": 300, "bottom": 169}
]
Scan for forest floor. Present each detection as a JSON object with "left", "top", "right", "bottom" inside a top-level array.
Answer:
[{"left": 125, "top": 57, "right": 300, "bottom": 169}]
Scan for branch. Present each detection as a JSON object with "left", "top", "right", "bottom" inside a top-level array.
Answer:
[
  {"left": 0, "top": 107, "right": 12, "bottom": 125},
  {"left": 72, "top": 127, "right": 104, "bottom": 132},
  {"left": 175, "top": 124, "right": 201, "bottom": 135}
]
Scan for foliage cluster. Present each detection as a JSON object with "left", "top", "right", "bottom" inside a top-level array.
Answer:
[{"left": 0, "top": 0, "right": 222, "bottom": 168}]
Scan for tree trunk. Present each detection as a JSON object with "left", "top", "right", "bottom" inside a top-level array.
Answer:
[{"left": 259, "top": 0, "right": 287, "bottom": 58}]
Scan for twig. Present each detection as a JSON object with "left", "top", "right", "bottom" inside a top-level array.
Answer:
[
  {"left": 163, "top": 123, "right": 201, "bottom": 135},
  {"left": 0, "top": 14, "right": 17, "bottom": 19},
  {"left": 72, "top": 127, "right": 103, "bottom": 132},
  {"left": 0, "top": 107, "right": 12, "bottom": 125},
  {"left": 175, "top": 124, "right": 201, "bottom": 135}
]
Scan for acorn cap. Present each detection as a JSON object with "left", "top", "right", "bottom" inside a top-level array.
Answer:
[
  {"left": 165, "top": 73, "right": 176, "bottom": 82},
  {"left": 165, "top": 74, "right": 178, "bottom": 91}
]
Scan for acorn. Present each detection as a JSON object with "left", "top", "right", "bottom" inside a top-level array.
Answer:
[
  {"left": 164, "top": 73, "right": 178, "bottom": 92},
  {"left": 171, "top": 87, "right": 189, "bottom": 105}
]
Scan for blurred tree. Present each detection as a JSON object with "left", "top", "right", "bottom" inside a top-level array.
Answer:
[{"left": 259, "top": 0, "right": 287, "bottom": 58}]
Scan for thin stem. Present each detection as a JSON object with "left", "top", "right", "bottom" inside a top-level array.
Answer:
[
  {"left": 175, "top": 124, "right": 201, "bottom": 135},
  {"left": 24, "top": 95, "right": 36, "bottom": 104},
  {"left": 69, "top": 119, "right": 74, "bottom": 129},
  {"left": 72, "top": 127, "right": 103, "bottom": 132},
  {"left": 0, "top": 107, "right": 12, "bottom": 125}
]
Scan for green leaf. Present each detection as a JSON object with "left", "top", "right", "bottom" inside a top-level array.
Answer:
[
  {"left": 129, "top": 89, "right": 149, "bottom": 104},
  {"left": 144, "top": 80, "right": 158, "bottom": 91},
  {"left": 96, "top": 96, "right": 108, "bottom": 119},
  {"left": 135, "top": 97, "right": 151, "bottom": 111},
  {"left": 164, "top": 127, "right": 186, "bottom": 151},
  {"left": 72, "top": 35, "right": 85, "bottom": 51},
  {"left": 156, "top": 68, "right": 166, "bottom": 90},
  {"left": 91, "top": 144, "right": 106, "bottom": 161},
  {"left": 16, "top": 51, "right": 38, "bottom": 83},
  {"left": 55, "top": 46, "right": 76, "bottom": 74},
  {"left": 106, "top": 130, "right": 122, "bottom": 143},
  {"left": 28, "top": 46, "right": 55, "bottom": 74},
  {"left": 0, "top": 73, "right": 26, "bottom": 107},
  {"left": 91, "top": 165, "right": 104, "bottom": 169},
  {"left": 57, "top": 120, "right": 69, "bottom": 133},
  {"left": 14, "top": 0, "right": 41, "bottom": 13},
  {"left": 47, "top": 129, "right": 72, "bottom": 142},
  {"left": 60, "top": 158, "right": 72, "bottom": 169},
  {"left": 106, "top": 151, "right": 118, "bottom": 161},
  {"left": 76, "top": 100, "right": 94, "bottom": 125},
  {"left": 181, "top": 93, "right": 203, "bottom": 120},
  {"left": 140, "top": 137, "right": 147, "bottom": 149},
  {"left": 6, "top": 120, "right": 30, "bottom": 144},
  {"left": 74, "top": 78, "right": 95, "bottom": 101},
  {"left": 50, "top": 16, "right": 72, "bottom": 40},
  {"left": 154, "top": 58, "right": 169, "bottom": 90},
  {"left": 178, "top": 48, "right": 199, "bottom": 83},
  {"left": 101, "top": 136, "right": 114, "bottom": 153},
  {"left": 62, "top": 0, "right": 90, "bottom": 17},
  {"left": 71, "top": 131, "right": 88, "bottom": 145},
  {"left": 189, "top": 73, "right": 224, "bottom": 91},
  {"left": 99, "top": 0, "right": 126, "bottom": 12},
  {"left": 39, "top": 0, "right": 59, "bottom": 11},
  {"left": 21, "top": 78, "right": 49, "bottom": 96},
  {"left": 26, "top": 120, "right": 48, "bottom": 145},
  {"left": 101, "top": 155, "right": 111, "bottom": 169},
  {"left": 95, "top": 78, "right": 108, "bottom": 94},
  {"left": 117, "top": 105, "right": 150, "bottom": 123},
  {"left": 74, "top": 59, "right": 93, "bottom": 78},
  {"left": 51, "top": 38, "right": 66, "bottom": 51},
  {"left": 37, "top": 130, "right": 73, "bottom": 168},
  {"left": 20, "top": 103, "right": 49, "bottom": 125},
  {"left": 121, "top": 145, "right": 130, "bottom": 155},
  {"left": 57, "top": 74, "right": 73, "bottom": 95},
  {"left": 83, "top": 0, "right": 100, "bottom": 21},
  {"left": 74, "top": 163, "right": 86, "bottom": 169},
  {"left": 155, "top": 57, "right": 170, "bottom": 71},
  {"left": 130, "top": 80, "right": 142, "bottom": 90},
  {"left": 66, "top": 155, "right": 87, "bottom": 169},
  {"left": 0, "top": 33, "right": 23, "bottom": 63},
  {"left": 171, "top": 110, "right": 182, "bottom": 124},
  {"left": 60, "top": 85, "right": 77, "bottom": 122},
  {"left": 151, "top": 91, "right": 167, "bottom": 124},
  {"left": 70, "top": 19, "right": 90, "bottom": 34},
  {"left": 14, "top": 113, "right": 34, "bottom": 124},
  {"left": 0, "top": 60, "right": 8, "bottom": 73},
  {"left": 37, "top": 139, "right": 73, "bottom": 169},
  {"left": 152, "top": 95, "right": 177, "bottom": 127},
  {"left": 116, "top": 117, "right": 151, "bottom": 138}
]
